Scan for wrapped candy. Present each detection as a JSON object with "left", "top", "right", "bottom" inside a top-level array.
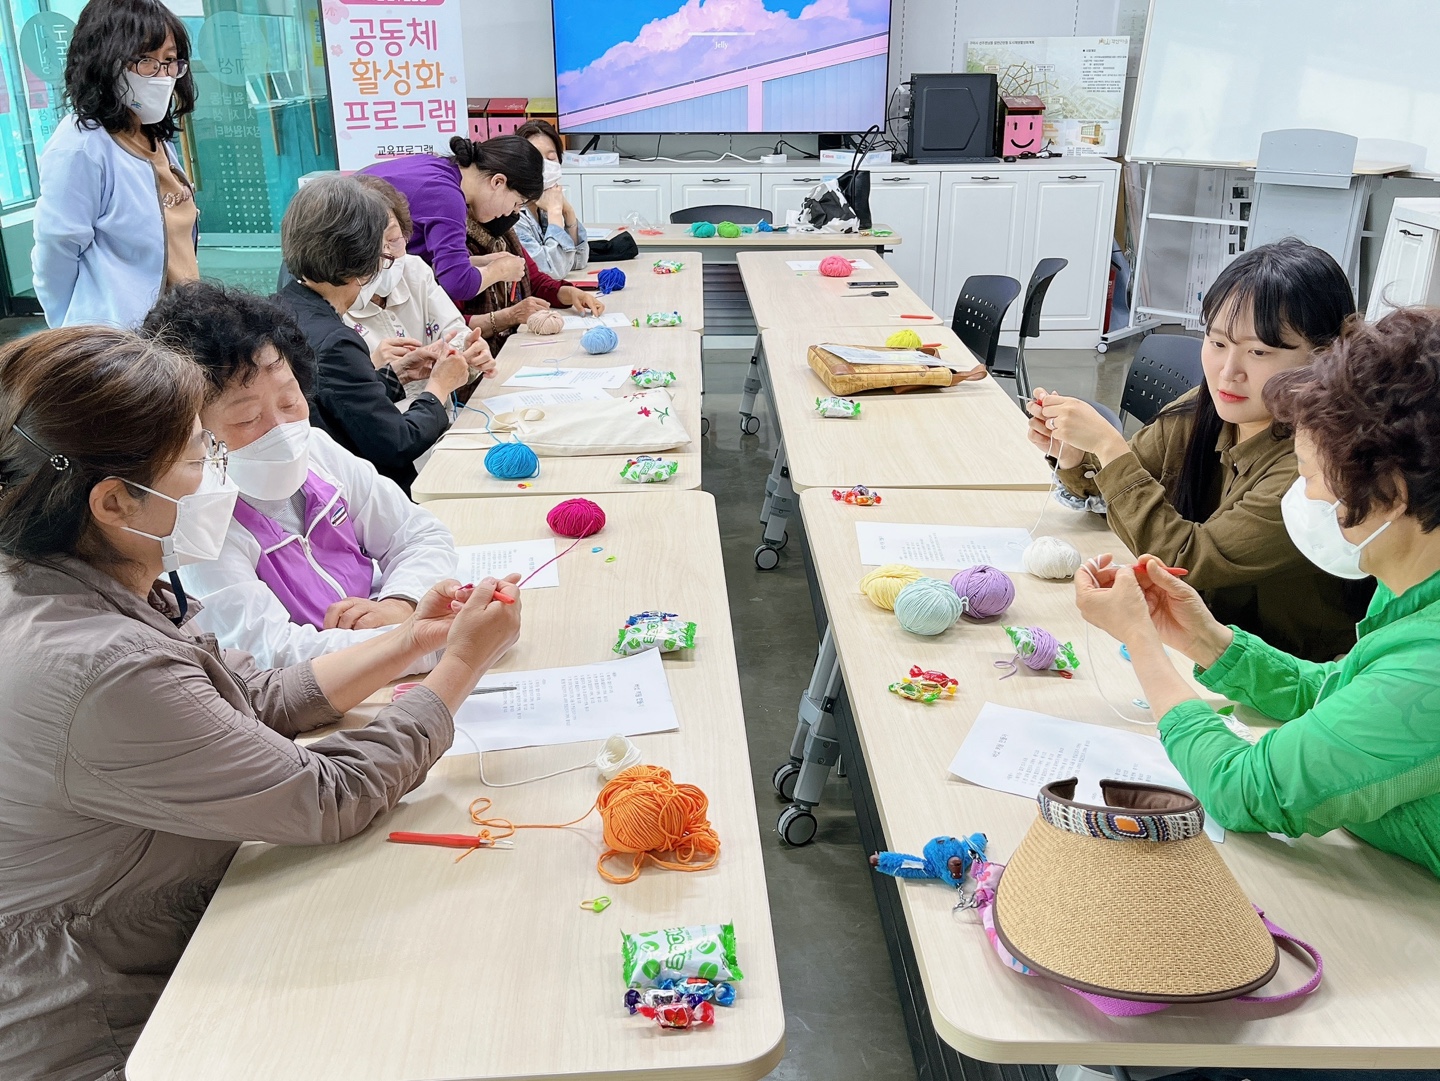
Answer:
[
  {"left": 637, "top": 1001, "right": 716, "bottom": 1028},
  {"left": 635, "top": 311, "right": 683, "bottom": 327},
  {"left": 908, "top": 665, "right": 958, "bottom": 690},
  {"left": 622, "top": 922, "right": 744, "bottom": 988},
  {"left": 614, "top": 612, "right": 698, "bottom": 656},
  {"left": 630, "top": 367, "right": 677, "bottom": 389},
  {"left": 619, "top": 455, "right": 679, "bottom": 484},
  {"left": 652, "top": 259, "right": 685, "bottom": 274},
  {"left": 624, "top": 979, "right": 736, "bottom": 1014},
  {"left": 832, "top": 485, "right": 881, "bottom": 506},
  {"left": 999, "top": 624, "right": 1080, "bottom": 679},
  {"left": 815, "top": 396, "right": 861, "bottom": 419},
  {"left": 888, "top": 665, "right": 959, "bottom": 704}
]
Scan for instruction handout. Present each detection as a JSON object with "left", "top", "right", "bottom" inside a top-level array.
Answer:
[
  {"left": 503, "top": 364, "right": 631, "bottom": 389},
  {"left": 454, "top": 539, "right": 559, "bottom": 589},
  {"left": 855, "top": 522, "right": 1032, "bottom": 571},
  {"left": 820, "top": 344, "right": 948, "bottom": 367},
  {"left": 787, "top": 258, "right": 873, "bottom": 271},
  {"left": 447, "top": 647, "right": 679, "bottom": 755},
  {"left": 561, "top": 312, "right": 631, "bottom": 331},
  {"left": 481, "top": 386, "right": 610, "bottom": 414},
  {"left": 948, "top": 702, "right": 1223, "bottom": 841}
]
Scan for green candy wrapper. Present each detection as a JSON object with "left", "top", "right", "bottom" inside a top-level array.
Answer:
[
  {"left": 635, "top": 311, "right": 683, "bottom": 327},
  {"left": 614, "top": 614, "right": 697, "bottom": 656},
  {"left": 619, "top": 455, "right": 679, "bottom": 483},
  {"left": 815, "top": 395, "right": 861, "bottom": 418},
  {"left": 652, "top": 259, "right": 685, "bottom": 274},
  {"left": 630, "top": 367, "right": 677, "bottom": 389},
  {"left": 622, "top": 923, "right": 744, "bottom": 988},
  {"left": 1003, "top": 624, "right": 1080, "bottom": 674}
]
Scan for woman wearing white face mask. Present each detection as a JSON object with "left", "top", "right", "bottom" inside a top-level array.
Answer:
[
  {"left": 32, "top": 0, "right": 199, "bottom": 328},
  {"left": 144, "top": 281, "right": 460, "bottom": 669},
  {"left": 1074, "top": 307, "right": 1440, "bottom": 879},
  {"left": 514, "top": 119, "right": 590, "bottom": 279},
  {"left": 0, "top": 326, "right": 523, "bottom": 1080}
]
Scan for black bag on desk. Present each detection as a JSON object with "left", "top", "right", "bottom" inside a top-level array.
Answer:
[
  {"left": 837, "top": 161, "right": 872, "bottom": 231},
  {"left": 588, "top": 232, "right": 639, "bottom": 261}
]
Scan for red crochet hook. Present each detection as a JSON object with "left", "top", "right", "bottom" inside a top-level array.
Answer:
[
  {"left": 388, "top": 831, "right": 511, "bottom": 850},
  {"left": 899, "top": 313, "right": 936, "bottom": 319}
]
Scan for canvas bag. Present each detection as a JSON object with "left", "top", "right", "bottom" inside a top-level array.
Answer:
[{"left": 489, "top": 390, "right": 690, "bottom": 457}]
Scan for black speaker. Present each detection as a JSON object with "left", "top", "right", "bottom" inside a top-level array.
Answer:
[{"left": 906, "top": 73, "right": 999, "bottom": 163}]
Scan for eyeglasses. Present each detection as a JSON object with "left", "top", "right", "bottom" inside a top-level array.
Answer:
[
  {"left": 379, "top": 254, "right": 396, "bottom": 270},
  {"left": 183, "top": 430, "right": 228, "bottom": 482},
  {"left": 130, "top": 57, "right": 189, "bottom": 78}
]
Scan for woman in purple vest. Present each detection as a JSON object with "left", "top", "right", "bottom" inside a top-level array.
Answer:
[{"left": 143, "top": 281, "right": 458, "bottom": 669}]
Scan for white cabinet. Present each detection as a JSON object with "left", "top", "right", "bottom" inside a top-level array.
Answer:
[
  {"left": 934, "top": 172, "right": 1027, "bottom": 329},
  {"left": 1368, "top": 199, "right": 1440, "bottom": 319},
  {"left": 762, "top": 171, "right": 827, "bottom": 224},
  {"left": 672, "top": 172, "right": 762, "bottom": 216},
  {"left": 1022, "top": 171, "right": 1117, "bottom": 333},
  {"left": 580, "top": 174, "right": 671, "bottom": 228},
  {"left": 865, "top": 172, "right": 940, "bottom": 311}
]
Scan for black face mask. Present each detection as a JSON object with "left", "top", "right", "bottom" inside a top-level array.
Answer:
[{"left": 480, "top": 211, "right": 521, "bottom": 235}]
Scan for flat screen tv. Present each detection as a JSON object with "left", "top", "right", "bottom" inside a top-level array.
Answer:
[{"left": 552, "top": 0, "right": 892, "bottom": 135}]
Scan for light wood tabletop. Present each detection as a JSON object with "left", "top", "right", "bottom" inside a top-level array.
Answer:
[
  {"left": 737, "top": 249, "right": 935, "bottom": 330},
  {"left": 579, "top": 250, "right": 706, "bottom": 331},
  {"left": 758, "top": 324, "right": 1051, "bottom": 492},
  {"left": 800, "top": 486, "right": 1440, "bottom": 1069},
  {"left": 128, "top": 491, "right": 785, "bottom": 1081},
  {"left": 608, "top": 223, "right": 901, "bottom": 251},
  {"left": 412, "top": 328, "right": 702, "bottom": 502}
]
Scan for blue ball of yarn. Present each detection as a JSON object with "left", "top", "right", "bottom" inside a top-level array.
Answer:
[
  {"left": 893, "top": 576, "right": 965, "bottom": 636},
  {"left": 581, "top": 325, "right": 619, "bottom": 354},
  {"left": 485, "top": 440, "right": 538, "bottom": 480},
  {"left": 597, "top": 267, "right": 626, "bottom": 295},
  {"left": 690, "top": 221, "right": 717, "bottom": 239}
]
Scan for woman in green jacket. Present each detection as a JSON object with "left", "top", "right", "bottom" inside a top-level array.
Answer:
[{"left": 1076, "top": 306, "right": 1440, "bottom": 878}]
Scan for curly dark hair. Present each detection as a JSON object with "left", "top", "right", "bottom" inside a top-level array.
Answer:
[
  {"left": 64, "top": 0, "right": 196, "bottom": 143},
  {"left": 141, "top": 281, "right": 316, "bottom": 403},
  {"left": 1265, "top": 306, "right": 1440, "bottom": 532}
]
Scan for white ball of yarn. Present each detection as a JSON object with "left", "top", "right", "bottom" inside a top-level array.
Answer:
[{"left": 1024, "top": 535, "right": 1083, "bottom": 580}]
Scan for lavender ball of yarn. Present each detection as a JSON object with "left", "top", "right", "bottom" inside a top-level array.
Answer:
[{"left": 951, "top": 564, "right": 1015, "bottom": 619}]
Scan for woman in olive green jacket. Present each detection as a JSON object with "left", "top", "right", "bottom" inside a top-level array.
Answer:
[
  {"left": 1029, "top": 239, "right": 1371, "bottom": 661},
  {"left": 1076, "top": 307, "right": 1440, "bottom": 878}
]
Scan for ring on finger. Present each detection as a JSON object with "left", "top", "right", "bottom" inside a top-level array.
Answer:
[{"left": 1047, "top": 418, "right": 1057, "bottom": 430}]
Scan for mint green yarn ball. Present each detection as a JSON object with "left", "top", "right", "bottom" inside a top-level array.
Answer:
[{"left": 893, "top": 577, "right": 965, "bottom": 636}]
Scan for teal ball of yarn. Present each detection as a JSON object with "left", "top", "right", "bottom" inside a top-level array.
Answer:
[
  {"left": 690, "top": 221, "right": 717, "bottom": 238},
  {"left": 485, "top": 440, "right": 538, "bottom": 480},
  {"left": 581, "top": 325, "right": 619, "bottom": 354},
  {"left": 893, "top": 577, "right": 965, "bottom": 636}
]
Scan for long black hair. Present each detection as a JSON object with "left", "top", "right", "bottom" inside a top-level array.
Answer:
[
  {"left": 64, "top": 0, "right": 195, "bottom": 144},
  {"left": 1169, "top": 238, "right": 1354, "bottom": 522},
  {"left": 448, "top": 134, "right": 545, "bottom": 202}
]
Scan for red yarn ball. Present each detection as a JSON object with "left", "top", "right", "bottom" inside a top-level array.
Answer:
[
  {"left": 818, "top": 255, "right": 853, "bottom": 278},
  {"left": 547, "top": 497, "right": 606, "bottom": 538}
]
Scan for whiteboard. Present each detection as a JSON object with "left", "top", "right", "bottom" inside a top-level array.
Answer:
[{"left": 1126, "top": 0, "right": 1440, "bottom": 169}]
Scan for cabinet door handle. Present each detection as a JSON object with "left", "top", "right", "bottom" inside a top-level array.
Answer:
[
  {"left": 971, "top": 175, "right": 1000, "bottom": 181},
  {"left": 702, "top": 177, "right": 731, "bottom": 183},
  {"left": 1058, "top": 174, "right": 1088, "bottom": 180},
  {"left": 1400, "top": 228, "right": 1425, "bottom": 238},
  {"left": 614, "top": 178, "right": 641, "bottom": 185},
  {"left": 880, "top": 176, "right": 912, "bottom": 182},
  {"left": 795, "top": 176, "right": 821, "bottom": 182}
]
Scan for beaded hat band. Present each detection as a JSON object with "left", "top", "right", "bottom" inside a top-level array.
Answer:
[{"left": 1038, "top": 779, "right": 1206, "bottom": 843}]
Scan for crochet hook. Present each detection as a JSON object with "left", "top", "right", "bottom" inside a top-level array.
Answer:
[
  {"left": 387, "top": 831, "right": 513, "bottom": 850},
  {"left": 392, "top": 682, "right": 517, "bottom": 700},
  {"left": 899, "top": 313, "right": 937, "bottom": 320}
]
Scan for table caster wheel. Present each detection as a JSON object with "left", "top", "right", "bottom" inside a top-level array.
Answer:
[
  {"left": 772, "top": 761, "right": 800, "bottom": 800},
  {"left": 778, "top": 805, "right": 818, "bottom": 846},
  {"left": 1095, "top": 341, "right": 1109, "bottom": 354},
  {"left": 771, "top": 531, "right": 788, "bottom": 550},
  {"left": 740, "top": 414, "right": 761, "bottom": 435},
  {"left": 701, "top": 416, "right": 711, "bottom": 435},
  {"left": 754, "top": 544, "right": 781, "bottom": 571}
]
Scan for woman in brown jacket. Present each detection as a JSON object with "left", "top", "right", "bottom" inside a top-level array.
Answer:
[
  {"left": 1027, "top": 239, "right": 1372, "bottom": 661},
  {"left": 0, "top": 327, "right": 522, "bottom": 1081}
]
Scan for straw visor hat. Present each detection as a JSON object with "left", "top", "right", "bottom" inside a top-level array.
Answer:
[{"left": 993, "top": 778, "right": 1277, "bottom": 1002}]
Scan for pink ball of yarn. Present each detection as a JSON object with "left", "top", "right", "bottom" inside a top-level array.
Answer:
[
  {"left": 950, "top": 564, "right": 1015, "bottom": 619},
  {"left": 818, "top": 255, "right": 853, "bottom": 278},
  {"left": 527, "top": 310, "right": 565, "bottom": 335},
  {"left": 547, "top": 497, "right": 606, "bottom": 538}
]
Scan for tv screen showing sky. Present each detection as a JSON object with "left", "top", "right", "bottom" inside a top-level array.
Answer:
[{"left": 553, "top": 0, "right": 892, "bottom": 134}]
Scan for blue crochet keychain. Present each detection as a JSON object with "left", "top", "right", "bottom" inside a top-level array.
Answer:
[{"left": 869, "top": 833, "right": 987, "bottom": 889}]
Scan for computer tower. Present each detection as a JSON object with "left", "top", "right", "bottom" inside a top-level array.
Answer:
[{"left": 906, "top": 73, "right": 999, "bottom": 163}]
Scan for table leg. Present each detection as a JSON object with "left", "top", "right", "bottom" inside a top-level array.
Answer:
[
  {"left": 760, "top": 439, "right": 787, "bottom": 524},
  {"left": 774, "top": 627, "right": 843, "bottom": 846},
  {"left": 739, "top": 341, "right": 765, "bottom": 435},
  {"left": 754, "top": 459, "right": 794, "bottom": 569}
]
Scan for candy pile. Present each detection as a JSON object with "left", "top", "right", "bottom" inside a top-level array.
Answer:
[
  {"left": 613, "top": 611, "right": 697, "bottom": 656},
  {"left": 652, "top": 259, "right": 685, "bottom": 274},
  {"left": 815, "top": 395, "right": 861, "bottom": 418},
  {"left": 630, "top": 367, "right": 676, "bottom": 388},
  {"left": 619, "top": 455, "right": 678, "bottom": 483},
  {"left": 832, "top": 484, "right": 881, "bottom": 506},
  {"left": 888, "top": 665, "right": 959, "bottom": 703},
  {"left": 622, "top": 923, "right": 743, "bottom": 1031}
]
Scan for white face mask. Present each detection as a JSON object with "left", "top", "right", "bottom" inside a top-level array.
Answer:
[
  {"left": 543, "top": 158, "right": 563, "bottom": 189},
  {"left": 368, "top": 261, "right": 402, "bottom": 299},
  {"left": 354, "top": 272, "right": 381, "bottom": 309},
  {"left": 122, "top": 461, "right": 239, "bottom": 571},
  {"left": 226, "top": 420, "right": 312, "bottom": 501},
  {"left": 1281, "top": 476, "right": 1391, "bottom": 580},
  {"left": 120, "top": 71, "right": 176, "bottom": 125}
]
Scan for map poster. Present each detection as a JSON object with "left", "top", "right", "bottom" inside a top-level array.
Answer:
[{"left": 965, "top": 36, "right": 1130, "bottom": 157}]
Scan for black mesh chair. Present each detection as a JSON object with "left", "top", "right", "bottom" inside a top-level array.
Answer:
[
  {"left": 951, "top": 275, "right": 1022, "bottom": 367},
  {"left": 991, "top": 257, "right": 1068, "bottom": 402},
  {"left": 669, "top": 205, "right": 773, "bottom": 225},
  {"left": 1121, "top": 334, "right": 1204, "bottom": 425}
]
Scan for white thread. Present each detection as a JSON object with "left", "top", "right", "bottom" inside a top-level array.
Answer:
[{"left": 450, "top": 725, "right": 644, "bottom": 788}]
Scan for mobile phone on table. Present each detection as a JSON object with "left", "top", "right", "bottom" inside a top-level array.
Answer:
[{"left": 849, "top": 280, "right": 898, "bottom": 289}]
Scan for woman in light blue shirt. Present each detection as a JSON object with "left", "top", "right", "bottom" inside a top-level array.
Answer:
[
  {"left": 32, "top": 0, "right": 199, "bottom": 328},
  {"left": 513, "top": 119, "right": 590, "bottom": 279}
]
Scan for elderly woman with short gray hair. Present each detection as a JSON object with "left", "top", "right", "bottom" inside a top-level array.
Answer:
[{"left": 276, "top": 175, "right": 477, "bottom": 493}]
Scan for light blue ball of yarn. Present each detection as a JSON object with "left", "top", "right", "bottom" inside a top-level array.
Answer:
[
  {"left": 893, "top": 576, "right": 965, "bottom": 636},
  {"left": 581, "top": 325, "right": 619, "bottom": 354},
  {"left": 485, "top": 440, "right": 538, "bottom": 480}
]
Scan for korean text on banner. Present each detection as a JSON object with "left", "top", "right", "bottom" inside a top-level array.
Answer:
[{"left": 321, "top": 0, "right": 468, "bottom": 171}]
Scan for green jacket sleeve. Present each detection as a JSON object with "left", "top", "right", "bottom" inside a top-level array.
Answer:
[
  {"left": 1195, "top": 626, "right": 1339, "bottom": 721},
  {"left": 1159, "top": 637, "right": 1440, "bottom": 838}
]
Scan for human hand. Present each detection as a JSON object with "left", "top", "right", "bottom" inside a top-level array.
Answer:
[
  {"left": 562, "top": 286, "right": 605, "bottom": 316},
  {"left": 391, "top": 340, "right": 444, "bottom": 384},
  {"left": 502, "top": 295, "right": 552, "bottom": 329},
  {"left": 403, "top": 580, "right": 467, "bottom": 656},
  {"left": 1025, "top": 391, "right": 1086, "bottom": 469},
  {"left": 479, "top": 252, "right": 526, "bottom": 286},
  {"left": 538, "top": 186, "right": 565, "bottom": 218},
  {"left": 1074, "top": 561, "right": 1157, "bottom": 647},
  {"left": 442, "top": 574, "right": 522, "bottom": 670},
  {"left": 1029, "top": 388, "right": 1130, "bottom": 466},
  {"left": 323, "top": 595, "right": 416, "bottom": 631},
  {"left": 374, "top": 336, "right": 422, "bottom": 372},
  {"left": 458, "top": 330, "right": 496, "bottom": 379},
  {"left": 1128, "top": 555, "right": 1232, "bottom": 666},
  {"left": 425, "top": 346, "right": 470, "bottom": 398}
]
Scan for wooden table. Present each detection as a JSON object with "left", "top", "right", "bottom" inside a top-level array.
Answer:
[
  {"left": 581, "top": 250, "right": 706, "bottom": 331},
  {"left": 128, "top": 491, "right": 785, "bottom": 1081},
  {"left": 799, "top": 486, "right": 1440, "bottom": 1071},
  {"left": 610, "top": 223, "right": 901, "bottom": 255},
  {"left": 736, "top": 249, "right": 933, "bottom": 331},
  {"left": 412, "top": 328, "right": 702, "bottom": 502}
]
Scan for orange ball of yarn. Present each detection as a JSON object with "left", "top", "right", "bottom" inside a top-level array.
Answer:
[{"left": 597, "top": 765, "right": 721, "bottom": 883}]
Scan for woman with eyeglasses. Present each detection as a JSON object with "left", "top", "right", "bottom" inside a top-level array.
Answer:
[
  {"left": 277, "top": 175, "right": 482, "bottom": 494},
  {"left": 32, "top": 0, "right": 200, "bottom": 329},
  {"left": 0, "top": 326, "right": 522, "bottom": 1081}
]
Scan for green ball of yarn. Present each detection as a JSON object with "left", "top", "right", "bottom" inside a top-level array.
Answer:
[
  {"left": 690, "top": 222, "right": 717, "bottom": 238},
  {"left": 893, "top": 577, "right": 965, "bottom": 636},
  {"left": 716, "top": 221, "right": 742, "bottom": 239}
]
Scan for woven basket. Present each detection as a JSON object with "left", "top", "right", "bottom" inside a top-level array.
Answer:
[
  {"left": 807, "top": 344, "right": 989, "bottom": 396},
  {"left": 992, "top": 778, "right": 1277, "bottom": 1002}
]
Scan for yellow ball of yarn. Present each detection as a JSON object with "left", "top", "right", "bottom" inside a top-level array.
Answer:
[
  {"left": 886, "top": 329, "right": 923, "bottom": 349},
  {"left": 859, "top": 563, "right": 924, "bottom": 610}
]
